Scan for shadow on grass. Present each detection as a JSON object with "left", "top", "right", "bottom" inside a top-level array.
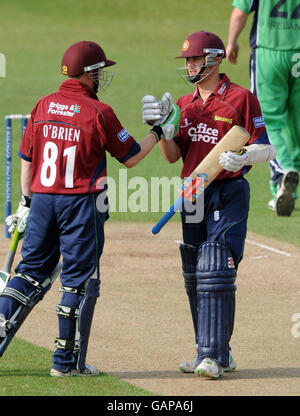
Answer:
[{"left": 0, "top": 368, "right": 107, "bottom": 377}]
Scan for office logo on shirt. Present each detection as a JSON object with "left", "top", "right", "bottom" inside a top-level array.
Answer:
[{"left": 188, "top": 123, "right": 219, "bottom": 144}]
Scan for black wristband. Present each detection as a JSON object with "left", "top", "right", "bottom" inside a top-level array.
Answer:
[
  {"left": 20, "top": 194, "right": 31, "bottom": 208},
  {"left": 150, "top": 125, "right": 163, "bottom": 142}
]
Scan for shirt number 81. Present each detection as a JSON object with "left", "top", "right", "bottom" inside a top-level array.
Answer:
[{"left": 40, "top": 141, "right": 76, "bottom": 189}]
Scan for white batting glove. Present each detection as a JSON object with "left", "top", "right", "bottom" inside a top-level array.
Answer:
[
  {"left": 5, "top": 195, "right": 31, "bottom": 234},
  {"left": 219, "top": 149, "right": 249, "bottom": 172},
  {"left": 142, "top": 95, "right": 162, "bottom": 125},
  {"left": 142, "top": 92, "right": 176, "bottom": 126},
  {"left": 159, "top": 101, "right": 180, "bottom": 140},
  {"left": 142, "top": 92, "right": 181, "bottom": 141},
  {"left": 160, "top": 92, "right": 175, "bottom": 124}
]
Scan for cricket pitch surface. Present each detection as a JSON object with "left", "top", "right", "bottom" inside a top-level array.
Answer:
[{"left": 0, "top": 222, "right": 299, "bottom": 396}]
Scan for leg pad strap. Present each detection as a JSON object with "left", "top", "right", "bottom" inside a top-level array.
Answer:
[
  {"left": 0, "top": 273, "right": 55, "bottom": 357},
  {"left": 52, "top": 278, "right": 100, "bottom": 373},
  {"left": 54, "top": 338, "right": 80, "bottom": 352},
  {"left": 56, "top": 304, "right": 79, "bottom": 319}
]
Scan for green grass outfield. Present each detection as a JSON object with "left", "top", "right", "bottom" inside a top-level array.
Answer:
[
  {"left": 1, "top": 0, "right": 299, "bottom": 246},
  {"left": 0, "top": 0, "right": 299, "bottom": 398},
  {"left": 1, "top": 0, "right": 299, "bottom": 245},
  {"left": 0, "top": 338, "right": 156, "bottom": 396}
]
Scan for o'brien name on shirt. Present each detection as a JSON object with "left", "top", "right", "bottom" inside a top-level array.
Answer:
[{"left": 43, "top": 124, "right": 81, "bottom": 142}]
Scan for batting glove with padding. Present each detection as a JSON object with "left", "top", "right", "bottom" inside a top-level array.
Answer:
[
  {"left": 219, "top": 149, "right": 249, "bottom": 172},
  {"left": 158, "top": 97, "right": 180, "bottom": 140},
  {"left": 142, "top": 95, "right": 162, "bottom": 125},
  {"left": 6, "top": 194, "right": 31, "bottom": 234},
  {"left": 142, "top": 92, "right": 180, "bottom": 141}
]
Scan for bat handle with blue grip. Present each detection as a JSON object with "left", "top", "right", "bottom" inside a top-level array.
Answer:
[{"left": 152, "top": 195, "right": 184, "bottom": 234}]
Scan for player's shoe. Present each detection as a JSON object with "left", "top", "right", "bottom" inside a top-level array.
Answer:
[
  {"left": 179, "top": 350, "right": 236, "bottom": 373},
  {"left": 268, "top": 198, "right": 276, "bottom": 211},
  {"left": 275, "top": 170, "right": 299, "bottom": 216},
  {"left": 179, "top": 356, "right": 200, "bottom": 373},
  {"left": 195, "top": 358, "right": 224, "bottom": 379},
  {"left": 50, "top": 363, "right": 100, "bottom": 377},
  {"left": 225, "top": 350, "right": 236, "bottom": 372}
]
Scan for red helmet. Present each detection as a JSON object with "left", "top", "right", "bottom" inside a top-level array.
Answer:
[
  {"left": 176, "top": 31, "right": 225, "bottom": 59},
  {"left": 61, "top": 41, "right": 116, "bottom": 76}
]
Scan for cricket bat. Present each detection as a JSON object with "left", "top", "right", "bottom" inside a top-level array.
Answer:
[
  {"left": 152, "top": 125, "right": 251, "bottom": 234},
  {"left": 0, "top": 229, "right": 21, "bottom": 294}
]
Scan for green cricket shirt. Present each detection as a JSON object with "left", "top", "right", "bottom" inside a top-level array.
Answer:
[{"left": 233, "top": 0, "right": 300, "bottom": 50}]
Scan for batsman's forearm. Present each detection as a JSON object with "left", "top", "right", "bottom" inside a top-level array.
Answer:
[
  {"left": 20, "top": 159, "right": 32, "bottom": 197},
  {"left": 158, "top": 138, "right": 181, "bottom": 164},
  {"left": 123, "top": 133, "right": 156, "bottom": 168}
]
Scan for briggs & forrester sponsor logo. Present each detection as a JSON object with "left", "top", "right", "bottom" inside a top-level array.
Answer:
[
  {"left": 188, "top": 123, "right": 219, "bottom": 144},
  {"left": 48, "top": 102, "right": 81, "bottom": 117}
]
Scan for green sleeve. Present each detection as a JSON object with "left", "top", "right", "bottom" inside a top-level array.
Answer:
[{"left": 232, "top": 0, "right": 253, "bottom": 14}]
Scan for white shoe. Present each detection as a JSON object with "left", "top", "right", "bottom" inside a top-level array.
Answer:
[
  {"left": 50, "top": 368, "right": 72, "bottom": 377},
  {"left": 268, "top": 198, "right": 276, "bottom": 211},
  {"left": 179, "top": 350, "right": 236, "bottom": 373},
  {"left": 195, "top": 358, "right": 224, "bottom": 379},
  {"left": 179, "top": 357, "right": 200, "bottom": 373},
  {"left": 50, "top": 363, "right": 100, "bottom": 377},
  {"left": 225, "top": 350, "right": 236, "bottom": 372}
]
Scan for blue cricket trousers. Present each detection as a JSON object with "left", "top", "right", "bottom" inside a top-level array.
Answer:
[
  {"left": 181, "top": 177, "right": 250, "bottom": 267},
  {"left": 16, "top": 192, "right": 107, "bottom": 287}
]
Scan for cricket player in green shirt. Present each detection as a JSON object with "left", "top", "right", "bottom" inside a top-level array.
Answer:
[{"left": 226, "top": 0, "right": 299, "bottom": 216}]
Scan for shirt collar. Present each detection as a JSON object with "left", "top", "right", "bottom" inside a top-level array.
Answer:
[
  {"left": 59, "top": 78, "right": 98, "bottom": 99},
  {"left": 192, "top": 73, "right": 231, "bottom": 102},
  {"left": 212, "top": 73, "right": 230, "bottom": 98}
]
